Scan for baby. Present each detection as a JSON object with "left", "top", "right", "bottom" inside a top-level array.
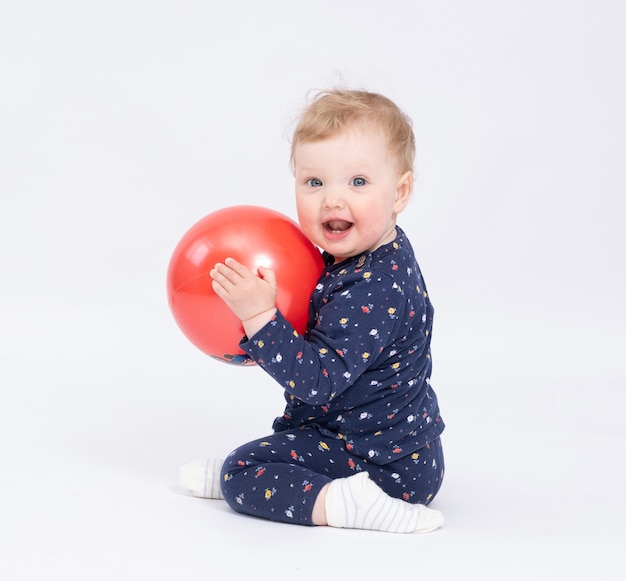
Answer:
[{"left": 180, "top": 89, "right": 446, "bottom": 533}]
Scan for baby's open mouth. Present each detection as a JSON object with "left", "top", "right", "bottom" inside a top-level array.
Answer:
[{"left": 324, "top": 220, "right": 353, "bottom": 233}]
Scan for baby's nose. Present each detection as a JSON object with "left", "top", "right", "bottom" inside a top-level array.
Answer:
[{"left": 322, "top": 187, "right": 346, "bottom": 209}]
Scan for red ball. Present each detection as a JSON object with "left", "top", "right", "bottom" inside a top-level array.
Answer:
[{"left": 167, "top": 205, "right": 324, "bottom": 365}]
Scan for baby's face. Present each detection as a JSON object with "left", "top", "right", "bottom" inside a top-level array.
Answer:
[{"left": 293, "top": 124, "right": 411, "bottom": 263}]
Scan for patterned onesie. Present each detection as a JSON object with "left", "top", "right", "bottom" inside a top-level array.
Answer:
[{"left": 220, "top": 226, "right": 445, "bottom": 525}]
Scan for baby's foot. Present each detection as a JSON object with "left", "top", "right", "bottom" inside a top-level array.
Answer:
[
  {"left": 325, "top": 472, "right": 444, "bottom": 533},
  {"left": 178, "top": 459, "right": 224, "bottom": 499}
]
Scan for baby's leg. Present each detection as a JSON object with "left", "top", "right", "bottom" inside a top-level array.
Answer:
[
  {"left": 182, "top": 430, "right": 444, "bottom": 532},
  {"left": 179, "top": 437, "right": 443, "bottom": 506},
  {"left": 220, "top": 429, "right": 339, "bottom": 526},
  {"left": 178, "top": 427, "right": 347, "bottom": 505}
]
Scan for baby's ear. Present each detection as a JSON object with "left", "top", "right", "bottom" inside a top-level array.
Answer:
[{"left": 393, "top": 171, "right": 413, "bottom": 213}]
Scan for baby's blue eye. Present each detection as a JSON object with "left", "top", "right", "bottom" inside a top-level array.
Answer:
[
  {"left": 351, "top": 177, "right": 366, "bottom": 186},
  {"left": 306, "top": 178, "right": 323, "bottom": 187}
]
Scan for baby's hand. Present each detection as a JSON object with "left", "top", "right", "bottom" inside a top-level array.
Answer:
[{"left": 210, "top": 257, "right": 277, "bottom": 336}]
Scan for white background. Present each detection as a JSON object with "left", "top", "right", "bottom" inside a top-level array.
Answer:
[{"left": 1, "top": 1, "right": 624, "bottom": 578}]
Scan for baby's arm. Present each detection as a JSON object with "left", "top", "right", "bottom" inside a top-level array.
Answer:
[
  {"left": 210, "top": 257, "right": 277, "bottom": 338},
  {"left": 242, "top": 271, "right": 409, "bottom": 405}
]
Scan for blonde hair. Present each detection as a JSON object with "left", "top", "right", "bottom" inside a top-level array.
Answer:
[{"left": 290, "top": 89, "right": 416, "bottom": 174}]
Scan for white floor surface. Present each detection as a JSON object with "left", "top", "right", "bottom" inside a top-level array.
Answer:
[{"left": 1, "top": 307, "right": 624, "bottom": 580}]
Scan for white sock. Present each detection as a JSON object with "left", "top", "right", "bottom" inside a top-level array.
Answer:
[
  {"left": 178, "top": 459, "right": 224, "bottom": 499},
  {"left": 324, "top": 472, "right": 444, "bottom": 533}
]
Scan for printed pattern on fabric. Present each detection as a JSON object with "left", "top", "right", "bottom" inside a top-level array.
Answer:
[
  {"left": 240, "top": 227, "right": 444, "bottom": 465},
  {"left": 221, "top": 428, "right": 444, "bottom": 526}
]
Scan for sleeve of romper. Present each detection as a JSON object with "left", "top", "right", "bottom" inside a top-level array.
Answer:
[{"left": 239, "top": 269, "right": 408, "bottom": 405}]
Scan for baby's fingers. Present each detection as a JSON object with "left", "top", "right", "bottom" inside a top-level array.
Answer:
[
  {"left": 209, "top": 264, "right": 229, "bottom": 292},
  {"left": 223, "top": 257, "right": 256, "bottom": 279},
  {"left": 210, "top": 259, "right": 243, "bottom": 281},
  {"left": 257, "top": 266, "right": 277, "bottom": 290}
]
